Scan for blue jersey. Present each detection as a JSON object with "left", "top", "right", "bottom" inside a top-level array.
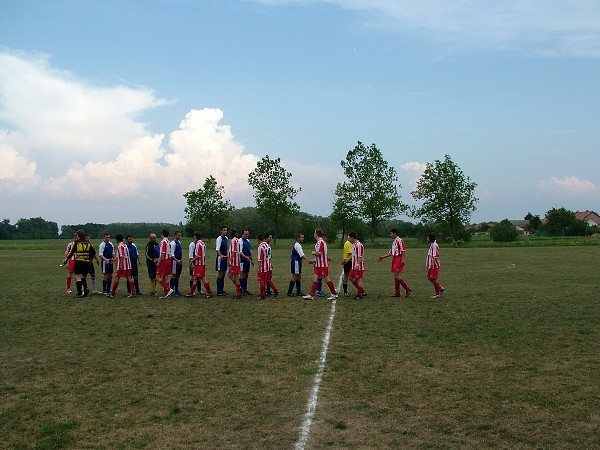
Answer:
[
  {"left": 127, "top": 243, "right": 139, "bottom": 262},
  {"left": 173, "top": 240, "right": 183, "bottom": 260},
  {"left": 242, "top": 238, "right": 252, "bottom": 258},
  {"left": 291, "top": 242, "right": 303, "bottom": 261},
  {"left": 100, "top": 241, "right": 114, "bottom": 259}
]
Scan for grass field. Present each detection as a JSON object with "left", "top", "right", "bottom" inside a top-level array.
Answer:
[{"left": 1, "top": 241, "right": 599, "bottom": 449}]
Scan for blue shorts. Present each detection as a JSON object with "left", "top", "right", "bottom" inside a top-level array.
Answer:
[
  {"left": 88, "top": 262, "right": 96, "bottom": 275},
  {"left": 215, "top": 255, "right": 227, "bottom": 272},
  {"left": 102, "top": 261, "right": 113, "bottom": 274},
  {"left": 146, "top": 260, "right": 157, "bottom": 279},
  {"left": 290, "top": 259, "right": 302, "bottom": 275},
  {"left": 131, "top": 261, "right": 139, "bottom": 277},
  {"left": 241, "top": 260, "right": 251, "bottom": 273},
  {"left": 172, "top": 260, "right": 183, "bottom": 276}
]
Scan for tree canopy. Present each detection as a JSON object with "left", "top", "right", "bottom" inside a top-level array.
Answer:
[
  {"left": 183, "top": 175, "right": 233, "bottom": 238},
  {"left": 411, "top": 154, "right": 478, "bottom": 242},
  {"left": 336, "top": 141, "right": 406, "bottom": 244},
  {"left": 247, "top": 155, "right": 300, "bottom": 240}
]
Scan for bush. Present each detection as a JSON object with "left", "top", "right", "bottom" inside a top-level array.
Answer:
[{"left": 490, "top": 219, "right": 519, "bottom": 242}]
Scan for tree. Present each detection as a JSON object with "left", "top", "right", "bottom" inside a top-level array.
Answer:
[
  {"left": 183, "top": 176, "right": 233, "bottom": 238},
  {"left": 411, "top": 155, "right": 478, "bottom": 242},
  {"left": 524, "top": 212, "right": 542, "bottom": 234},
  {"left": 337, "top": 141, "right": 406, "bottom": 244},
  {"left": 490, "top": 219, "right": 519, "bottom": 242},
  {"left": 247, "top": 155, "right": 300, "bottom": 240},
  {"left": 329, "top": 183, "right": 363, "bottom": 247},
  {"left": 544, "top": 207, "right": 575, "bottom": 235}
]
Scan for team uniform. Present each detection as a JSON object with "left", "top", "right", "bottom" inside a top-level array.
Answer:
[
  {"left": 256, "top": 240, "right": 278, "bottom": 298},
  {"left": 186, "top": 239, "right": 213, "bottom": 297},
  {"left": 99, "top": 240, "right": 114, "bottom": 275},
  {"left": 127, "top": 240, "right": 141, "bottom": 295},
  {"left": 240, "top": 237, "right": 252, "bottom": 295},
  {"left": 64, "top": 240, "right": 76, "bottom": 292},
  {"left": 215, "top": 233, "right": 228, "bottom": 295},
  {"left": 110, "top": 241, "right": 135, "bottom": 297},
  {"left": 228, "top": 237, "right": 241, "bottom": 275},
  {"left": 349, "top": 239, "right": 365, "bottom": 280},
  {"left": 156, "top": 237, "right": 172, "bottom": 277},
  {"left": 391, "top": 236, "right": 406, "bottom": 273},
  {"left": 145, "top": 238, "right": 160, "bottom": 295},
  {"left": 343, "top": 239, "right": 353, "bottom": 275},
  {"left": 290, "top": 241, "right": 305, "bottom": 275},
  {"left": 64, "top": 240, "right": 96, "bottom": 297},
  {"left": 427, "top": 239, "right": 443, "bottom": 298},
  {"left": 306, "top": 237, "right": 337, "bottom": 299}
]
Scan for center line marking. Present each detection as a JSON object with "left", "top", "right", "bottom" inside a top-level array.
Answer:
[{"left": 295, "top": 271, "right": 344, "bottom": 450}]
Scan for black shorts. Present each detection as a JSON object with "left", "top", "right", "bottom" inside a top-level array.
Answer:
[
  {"left": 74, "top": 261, "right": 90, "bottom": 276},
  {"left": 343, "top": 261, "right": 352, "bottom": 274}
]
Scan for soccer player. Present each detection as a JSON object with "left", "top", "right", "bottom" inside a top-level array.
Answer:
[
  {"left": 344, "top": 232, "right": 365, "bottom": 299},
  {"left": 303, "top": 229, "right": 338, "bottom": 300},
  {"left": 169, "top": 230, "right": 184, "bottom": 296},
  {"left": 227, "top": 229, "right": 244, "bottom": 299},
  {"left": 426, "top": 234, "right": 444, "bottom": 298},
  {"left": 85, "top": 233, "right": 101, "bottom": 295},
  {"left": 145, "top": 233, "right": 160, "bottom": 296},
  {"left": 64, "top": 232, "right": 77, "bottom": 293},
  {"left": 126, "top": 235, "right": 143, "bottom": 295},
  {"left": 156, "top": 229, "right": 174, "bottom": 298},
  {"left": 188, "top": 234, "right": 201, "bottom": 296},
  {"left": 186, "top": 232, "right": 214, "bottom": 298},
  {"left": 256, "top": 234, "right": 279, "bottom": 299},
  {"left": 378, "top": 228, "right": 412, "bottom": 297},
  {"left": 109, "top": 234, "right": 136, "bottom": 298},
  {"left": 98, "top": 232, "right": 114, "bottom": 296},
  {"left": 63, "top": 229, "right": 96, "bottom": 298},
  {"left": 287, "top": 233, "right": 309, "bottom": 297},
  {"left": 341, "top": 235, "right": 353, "bottom": 296},
  {"left": 240, "top": 229, "right": 253, "bottom": 295},
  {"left": 215, "top": 226, "right": 228, "bottom": 296}
]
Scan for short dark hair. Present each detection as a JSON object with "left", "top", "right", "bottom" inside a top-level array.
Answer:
[
  {"left": 349, "top": 232, "right": 358, "bottom": 239},
  {"left": 390, "top": 228, "right": 399, "bottom": 235},
  {"left": 194, "top": 232, "right": 202, "bottom": 239},
  {"left": 427, "top": 234, "right": 436, "bottom": 241},
  {"left": 115, "top": 234, "right": 123, "bottom": 242},
  {"left": 256, "top": 234, "right": 264, "bottom": 241},
  {"left": 162, "top": 229, "right": 169, "bottom": 237}
]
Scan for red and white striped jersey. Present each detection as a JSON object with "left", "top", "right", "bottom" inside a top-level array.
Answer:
[
  {"left": 228, "top": 236, "right": 241, "bottom": 267},
  {"left": 65, "top": 241, "right": 76, "bottom": 260},
  {"left": 193, "top": 240, "right": 206, "bottom": 266},
  {"left": 426, "top": 241, "right": 440, "bottom": 269},
  {"left": 257, "top": 241, "right": 272, "bottom": 273},
  {"left": 391, "top": 236, "right": 405, "bottom": 256},
  {"left": 117, "top": 241, "right": 132, "bottom": 271},
  {"left": 352, "top": 240, "right": 365, "bottom": 271},
  {"left": 160, "top": 237, "right": 172, "bottom": 260},
  {"left": 314, "top": 238, "right": 329, "bottom": 268}
]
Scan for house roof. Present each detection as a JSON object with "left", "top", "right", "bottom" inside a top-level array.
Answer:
[{"left": 575, "top": 210, "right": 600, "bottom": 225}]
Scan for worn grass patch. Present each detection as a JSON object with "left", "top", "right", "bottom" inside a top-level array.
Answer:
[{"left": 1, "top": 243, "right": 598, "bottom": 449}]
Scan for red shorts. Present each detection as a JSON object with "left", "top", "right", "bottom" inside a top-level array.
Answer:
[
  {"left": 427, "top": 268, "right": 440, "bottom": 280},
  {"left": 193, "top": 265, "right": 206, "bottom": 279},
  {"left": 67, "top": 259, "right": 75, "bottom": 272},
  {"left": 229, "top": 265, "right": 241, "bottom": 275},
  {"left": 313, "top": 267, "right": 329, "bottom": 278},
  {"left": 391, "top": 256, "right": 404, "bottom": 273},
  {"left": 156, "top": 259, "right": 171, "bottom": 277},
  {"left": 116, "top": 269, "right": 132, "bottom": 278},
  {"left": 349, "top": 269, "right": 364, "bottom": 280},
  {"left": 256, "top": 270, "right": 272, "bottom": 282}
]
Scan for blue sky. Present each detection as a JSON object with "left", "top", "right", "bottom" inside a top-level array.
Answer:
[{"left": 1, "top": 0, "right": 599, "bottom": 227}]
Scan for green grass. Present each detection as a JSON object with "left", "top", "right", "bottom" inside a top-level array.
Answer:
[{"left": 1, "top": 242, "right": 599, "bottom": 449}]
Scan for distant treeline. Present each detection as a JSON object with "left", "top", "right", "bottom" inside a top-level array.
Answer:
[{"left": 0, "top": 208, "right": 419, "bottom": 243}]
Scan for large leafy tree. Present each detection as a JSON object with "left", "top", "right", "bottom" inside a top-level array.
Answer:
[
  {"left": 411, "top": 154, "right": 478, "bottom": 241},
  {"left": 247, "top": 155, "right": 300, "bottom": 239},
  {"left": 183, "top": 175, "right": 233, "bottom": 238},
  {"left": 337, "top": 141, "right": 405, "bottom": 244},
  {"left": 544, "top": 207, "right": 576, "bottom": 235}
]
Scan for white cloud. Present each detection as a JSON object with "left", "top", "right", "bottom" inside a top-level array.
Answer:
[
  {"left": 538, "top": 176, "right": 599, "bottom": 196},
  {"left": 255, "top": 0, "right": 600, "bottom": 58},
  {"left": 399, "top": 161, "right": 426, "bottom": 191},
  {"left": 0, "top": 50, "right": 260, "bottom": 224}
]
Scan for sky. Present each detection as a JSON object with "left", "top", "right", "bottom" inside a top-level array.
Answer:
[{"left": 1, "top": 0, "right": 599, "bottom": 228}]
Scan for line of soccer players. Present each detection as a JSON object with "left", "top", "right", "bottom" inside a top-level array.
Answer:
[{"left": 64, "top": 228, "right": 444, "bottom": 300}]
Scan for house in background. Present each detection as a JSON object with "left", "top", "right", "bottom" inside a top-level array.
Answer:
[{"left": 574, "top": 210, "right": 600, "bottom": 226}]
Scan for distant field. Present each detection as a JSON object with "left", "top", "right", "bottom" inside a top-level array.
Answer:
[{"left": 0, "top": 242, "right": 598, "bottom": 449}]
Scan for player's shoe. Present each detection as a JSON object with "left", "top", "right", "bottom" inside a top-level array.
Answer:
[
  {"left": 66, "top": 289, "right": 72, "bottom": 294},
  {"left": 405, "top": 289, "right": 412, "bottom": 298},
  {"left": 439, "top": 286, "right": 445, "bottom": 295},
  {"left": 431, "top": 294, "right": 441, "bottom": 298},
  {"left": 287, "top": 292, "right": 295, "bottom": 297},
  {"left": 327, "top": 294, "right": 338, "bottom": 300},
  {"left": 83, "top": 289, "right": 89, "bottom": 297},
  {"left": 354, "top": 295, "right": 363, "bottom": 300},
  {"left": 160, "top": 289, "right": 174, "bottom": 299},
  {"left": 302, "top": 294, "right": 314, "bottom": 300},
  {"left": 127, "top": 294, "right": 136, "bottom": 298},
  {"left": 273, "top": 291, "right": 279, "bottom": 297},
  {"left": 232, "top": 295, "right": 241, "bottom": 299},
  {"left": 256, "top": 295, "right": 265, "bottom": 300},
  {"left": 204, "top": 294, "right": 213, "bottom": 299},
  {"left": 344, "top": 292, "right": 349, "bottom": 297},
  {"left": 390, "top": 293, "right": 401, "bottom": 297},
  {"left": 185, "top": 293, "right": 194, "bottom": 298},
  {"left": 316, "top": 291, "right": 326, "bottom": 298}
]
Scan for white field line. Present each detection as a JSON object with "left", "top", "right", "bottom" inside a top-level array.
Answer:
[{"left": 295, "top": 271, "right": 344, "bottom": 450}]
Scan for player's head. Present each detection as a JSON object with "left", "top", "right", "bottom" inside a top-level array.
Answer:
[
  {"left": 349, "top": 232, "right": 358, "bottom": 241},
  {"left": 229, "top": 228, "right": 237, "bottom": 238},
  {"left": 427, "top": 234, "right": 436, "bottom": 242},
  {"left": 390, "top": 228, "right": 398, "bottom": 237},
  {"left": 115, "top": 234, "right": 123, "bottom": 243},
  {"left": 162, "top": 229, "right": 169, "bottom": 238},
  {"left": 126, "top": 234, "right": 133, "bottom": 244},
  {"left": 194, "top": 232, "right": 202, "bottom": 240},
  {"left": 220, "top": 226, "right": 228, "bottom": 235},
  {"left": 256, "top": 234, "right": 264, "bottom": 242}
]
